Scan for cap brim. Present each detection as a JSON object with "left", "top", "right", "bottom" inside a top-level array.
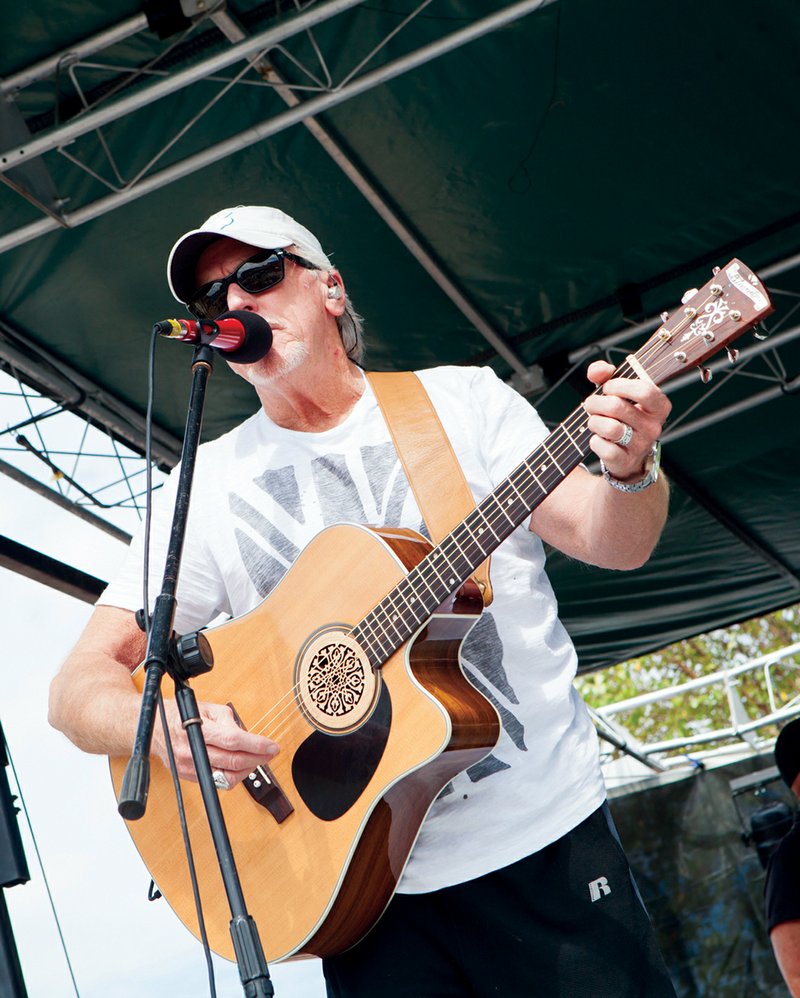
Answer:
[{"left": 167, "top": 227, "right": 297, "bottom": 303}]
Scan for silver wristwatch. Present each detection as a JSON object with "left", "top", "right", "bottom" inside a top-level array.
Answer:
[{"left": 600, "top": 441, "right": 661, "bottom": 494}]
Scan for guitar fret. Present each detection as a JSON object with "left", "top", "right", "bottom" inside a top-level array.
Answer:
[
  {"left": 506, "top": 478, "right": 527, "bottom": 504},
  {"left": 419, "top": 554, "right": 448, "bottom": 588},
  {"left": 456, "top": 536, "right": 485, "bottom": 570},
  {"left": 361, "top": 590, "right": 406, "bottom": 649},
  {"left": 398, "top": 576, "right": 439, "bottom": 622},
  {"left": 542, "top": 443, "right": 564, "bottom": 475},
  {"left": 525, "top": 460, "right": 546, "bottom": 493},
  {"left": 409, "top": 565, "right": 439, "bottom": 601},
  {"left": 559, "top": 420, "right": 589, "bottom": 455},
  {"left": 489, "top": 494, "right": 516, "bottom": 526},
  {"left": 469, "top": 508, "right": 500, "bottom": 544},
  {"left": 356, "top": 615, "right": 392, "bottom": 664}
]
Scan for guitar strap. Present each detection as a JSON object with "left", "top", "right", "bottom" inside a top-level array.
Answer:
[{"left": 366, "top": 370, "right": 493, "bottom": 606}]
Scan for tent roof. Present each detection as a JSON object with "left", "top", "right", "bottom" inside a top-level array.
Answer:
[{"left": 1, "top": 0, "right": 799, "bottom": 670}]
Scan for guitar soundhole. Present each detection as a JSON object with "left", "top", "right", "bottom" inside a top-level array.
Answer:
[
  {"left": 295, "top": 628, "right": 379, "bottom": 735},
  {"left": 308, "top": 642, "right": 366, "bottom": 718}
]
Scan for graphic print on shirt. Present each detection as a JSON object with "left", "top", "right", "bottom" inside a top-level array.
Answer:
[{"left": 228, "top": 441, "right": 526, "bottom": 783}]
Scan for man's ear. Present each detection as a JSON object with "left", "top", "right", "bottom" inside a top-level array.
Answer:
[{"left": 323, "top": 271, "right": 346, "bottom": 316}]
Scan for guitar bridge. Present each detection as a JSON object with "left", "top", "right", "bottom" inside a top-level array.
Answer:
[
  {"left": 227, "top": 701, "right": 294, "bottom": 824},
  {"left": 243, "top": 764, "right": 294, "bottom": 824}
]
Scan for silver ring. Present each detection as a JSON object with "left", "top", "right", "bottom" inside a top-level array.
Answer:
[
  {"left": 212, "top": 770, "right": 230, "bottom": 791},
  {"left": 617, "top": 423, "right": 633, "bottom": 448}
]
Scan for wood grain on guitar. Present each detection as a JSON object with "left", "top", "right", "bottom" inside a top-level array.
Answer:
[{"left": 110, "top": 260, "right": 772, "bottom": 963}]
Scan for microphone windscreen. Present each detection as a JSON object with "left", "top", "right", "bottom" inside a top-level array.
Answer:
[{"left": 219, "top": 310, "right": 273, "bottom": 363}]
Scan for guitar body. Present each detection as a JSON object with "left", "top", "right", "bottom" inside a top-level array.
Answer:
[{"left": 110, "top": 522, "right": 500, "bottom": 963}]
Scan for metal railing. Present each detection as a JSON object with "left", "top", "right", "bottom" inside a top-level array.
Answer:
[{"left": 588, "top": 640, "right": 800, "bottom": 769}]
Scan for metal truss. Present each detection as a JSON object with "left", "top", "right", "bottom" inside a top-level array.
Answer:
[
  {"left": 0, "top": 362, "right": 166, "bottom": 546},
  {"left": 0, "top": 0, "right": 797, "bottom": 601},
  {"left": 534, "top": 261, "right": 800, "bottom": 461},
  {"left": 0, "top": 0, "right": 551, "bottom": 377},
  {"left": 0, "top": 0, "right": 556, "bottom": 591}
]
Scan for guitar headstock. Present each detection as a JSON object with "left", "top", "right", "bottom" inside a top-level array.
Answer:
[{"left": 633, "top": 259, "right": 773, "bottom": 387}]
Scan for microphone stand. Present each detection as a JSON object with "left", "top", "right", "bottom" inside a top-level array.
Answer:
[{"left": 117, "top": 343, "right": 273, "bottom": 997}]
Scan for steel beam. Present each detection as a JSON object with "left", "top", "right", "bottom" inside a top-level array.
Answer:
[
  {"left": 0, "top": 534, "right": 106, "bottom": 603},
  {"left": 0, "top": 0, "right": 554, "bottom": 256},
  {"left": 0, "top": 318, "right": 182, "bottom": 466},
  {"left": 0, "top": 14, "right": 149, "bottom": 96},
  {"left": 0, "top": 0, "right": 366, "bottom": 172}
]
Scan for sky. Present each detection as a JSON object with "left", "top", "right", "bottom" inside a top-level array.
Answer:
[{"left": 1, "top": 411, "right": 327, "bottom": 996}]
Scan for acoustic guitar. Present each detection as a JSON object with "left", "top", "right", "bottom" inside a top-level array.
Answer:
[{"left": 110, "top": 259, "right": 772, "bottom": 963}]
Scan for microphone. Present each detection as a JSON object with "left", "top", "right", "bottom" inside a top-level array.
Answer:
[{"left": 153, "top": 310, "right": 272, "bottom": 364}]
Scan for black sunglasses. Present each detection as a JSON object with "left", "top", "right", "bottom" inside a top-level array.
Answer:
[{"left": 187, "top": 248, "right": 318, "bottom": 320}]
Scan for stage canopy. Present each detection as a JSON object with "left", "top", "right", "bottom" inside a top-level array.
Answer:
[{"left": 1, "top": 0, "right": 798, "bottom": 670}]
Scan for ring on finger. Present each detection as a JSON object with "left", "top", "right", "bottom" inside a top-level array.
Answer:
[
  {"left": 212, "top": 769, "right": 230, "bottom": 791},
  {"left": 617, "top": 423, "right": 633, "bottom": 448}
]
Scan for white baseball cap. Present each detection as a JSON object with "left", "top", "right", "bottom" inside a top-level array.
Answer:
[{"left": 167, "top": 205, "right": 333, "bottom": 304}]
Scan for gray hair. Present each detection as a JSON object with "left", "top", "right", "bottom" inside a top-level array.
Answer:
[{"left": 338, "top": 292, "right": 365, "bottom": 363}]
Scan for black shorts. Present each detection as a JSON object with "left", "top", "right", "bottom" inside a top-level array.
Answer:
[{"left": 323, "top": 803, "right": 676, "bottom": 997}]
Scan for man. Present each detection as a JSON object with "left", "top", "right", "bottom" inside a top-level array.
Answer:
[
  {"left": 766, "top": 718, "right": 800, "bottom": 996},
  {"left": 49, "top": 205, "right": 676, "bottom": 996}
]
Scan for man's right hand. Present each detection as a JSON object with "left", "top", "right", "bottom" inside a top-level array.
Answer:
[{"left": 154, "top": 698, "right": 280, "bottom": 789}]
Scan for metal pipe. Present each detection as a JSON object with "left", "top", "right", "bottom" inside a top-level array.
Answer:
[
  {"left": 258, "top": 25, "right": 537, "bottom": 379},
  {"left": 594, "top": 641, "right": 800, "bottom": 716},
  {"left": 0, "top": 14, "right": 149, "bottom": 95},
  {"left": 566, "top": 250, "right": 800, "bottom": 365},
  {"left": 0, "top": 0, "right": 367, "bottom": 172},
  {"left": 0, "top": 457, "right": 132, "bottom": 544},
  {"left": 0, "top": 320, "right": 182, "bottom": 466},
  {"left": 0, "top": 0, "right": 555, "bottom": 258},
  {"left": 641, "top": 708, "right": 800, "bottom": 755},
  {"left": 663, "top": 383, "right": 794, "bottom": 445},
  {"left": 661, "top": 322, "right": 800, "bottom": 396}
]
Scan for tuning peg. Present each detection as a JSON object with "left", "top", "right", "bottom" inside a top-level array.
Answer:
[
  {"left": 698, "top": 365, "right": 712, "bottom": 384},
  {"left": 726, "top": 347, "right": 739, "bottom": 363},
  {"left": 660, "top": 311, "right": 669, "bottom": 323},
  {"left": 712, "top": 266, "right": 720, "bottom": 275},
  {"left": 681, "top": 288, "right": 698, "bottom": 304},
  {"left": 753, "top": 324, "right": 768, "bottom": 341}
]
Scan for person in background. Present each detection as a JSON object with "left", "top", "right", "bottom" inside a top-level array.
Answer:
[{"left": 766, "top": 718, "right": 800, "bottom": 996}]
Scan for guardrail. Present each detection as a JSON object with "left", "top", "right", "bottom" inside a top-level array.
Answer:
[{"left": 586, "top": 640, "right": 800, "bottom": 769}]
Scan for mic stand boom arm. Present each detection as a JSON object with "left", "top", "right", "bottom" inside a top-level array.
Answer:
[{"left": 117, "top": 344, "right": 273, "bottom": 997}]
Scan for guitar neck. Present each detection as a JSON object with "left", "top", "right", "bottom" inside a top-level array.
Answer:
[
  {"left": 351, "top": 257, "right": 773, "bottom": 668},
  {"left": 352, "top": 357, "right": 640, "bottom": 665}
]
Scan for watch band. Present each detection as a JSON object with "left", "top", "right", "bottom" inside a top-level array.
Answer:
[{"left": 600, "top": 441, "right": 661, "bottom": 494}]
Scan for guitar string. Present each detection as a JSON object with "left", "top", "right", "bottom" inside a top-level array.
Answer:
[
  {"left": 232, "top": 285, "right": 751, "bottom": 749},
  {"left": 239, "top": 287, "right": 733, "bottom": 747}
]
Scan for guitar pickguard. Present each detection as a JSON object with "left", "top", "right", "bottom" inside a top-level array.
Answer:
[{"left": 292, "top": 684, "right": 392, "bottom": 821}]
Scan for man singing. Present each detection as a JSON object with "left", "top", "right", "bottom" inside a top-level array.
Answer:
[{"left": 50, "top": 205, "right": 676, "bottom": 996}]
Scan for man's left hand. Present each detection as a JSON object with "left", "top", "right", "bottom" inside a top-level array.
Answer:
[{"left": 583, "top": 360, "right": 671, "bottom": 482}]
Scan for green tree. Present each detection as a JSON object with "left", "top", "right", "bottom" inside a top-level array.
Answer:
[{"left": 575, "top": 604, "right": 800, "bottom": 753}]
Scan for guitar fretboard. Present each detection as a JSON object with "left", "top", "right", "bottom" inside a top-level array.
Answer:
[{"left": 351, "top": 360, "right": 638, "bottom": 666}]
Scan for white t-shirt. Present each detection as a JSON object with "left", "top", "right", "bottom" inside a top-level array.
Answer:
[{"left": 101, "top": 365, "right": 605, "bottom": 893}]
